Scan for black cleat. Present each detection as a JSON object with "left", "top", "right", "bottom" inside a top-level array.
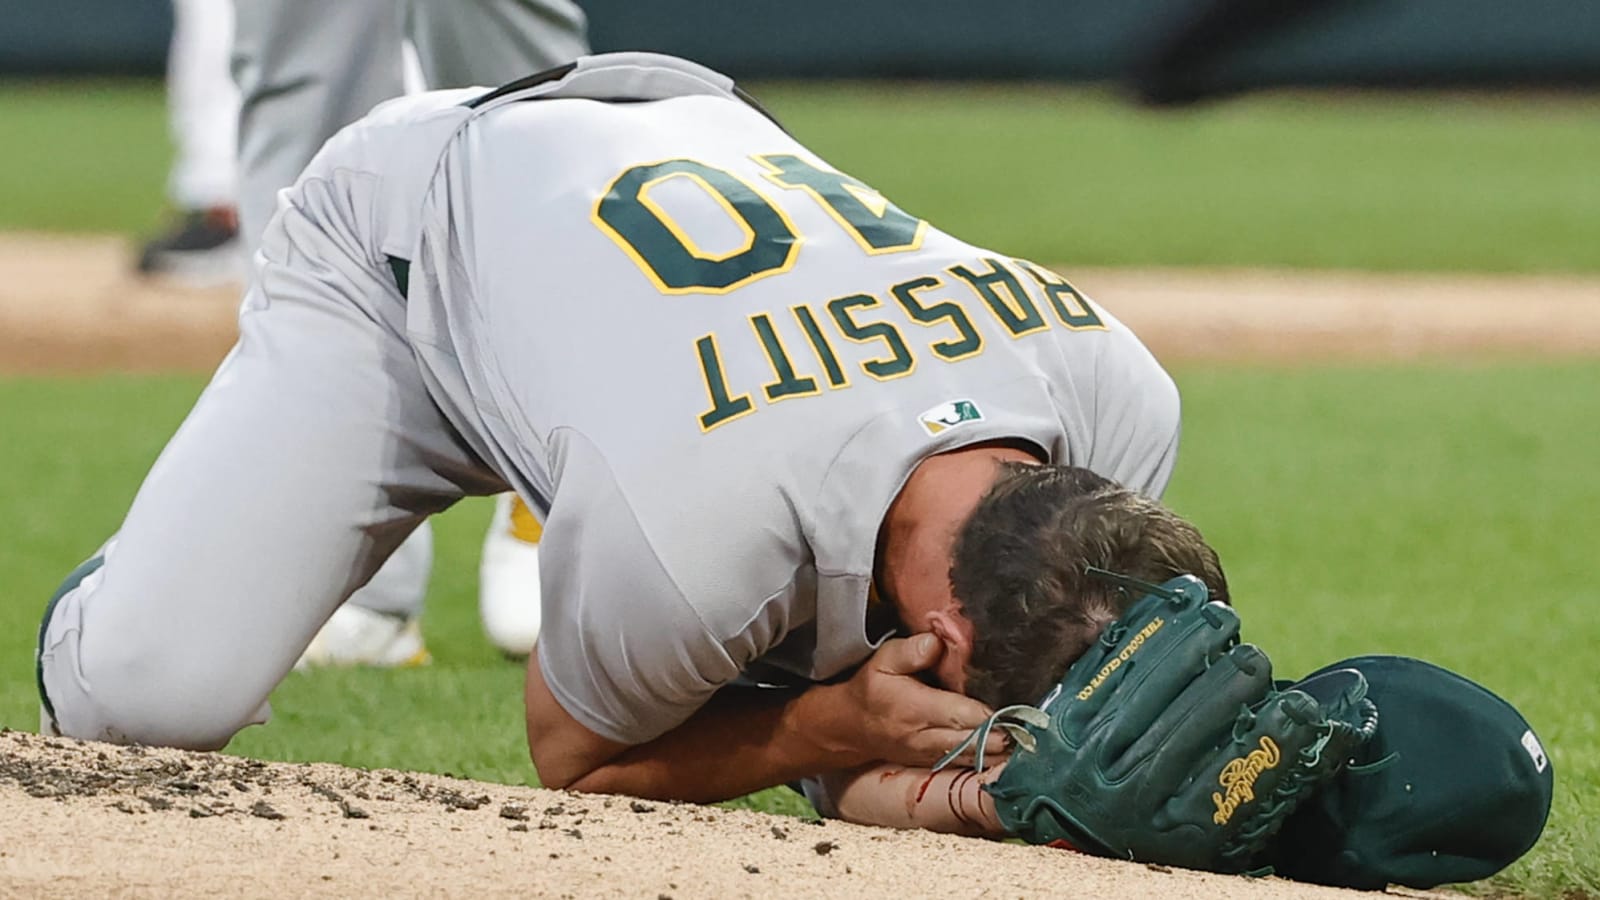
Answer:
[{"left": 136, "top": 206, "right": 244, "bottom": 285}]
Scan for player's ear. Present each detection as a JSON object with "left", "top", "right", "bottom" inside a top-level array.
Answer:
[
  {"left": 926, "top": 611, "right": 971, "bottom": 651},
  {"left": 925, "top": 609, "right": 976, "bottom": 694}
]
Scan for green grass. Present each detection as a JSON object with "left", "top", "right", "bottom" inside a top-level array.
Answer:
[
  {"left": 3, "top": 365, "right": 1596, "bottom": 895},
  {"left": 759, "top": 85, "right": 1600, "bottom": 273},
  {"left": 1, "top": 78, "right": 1598, "bottom": 270},
  {"left": 0, "top": 81, "right": 171, "bottom": 234}
]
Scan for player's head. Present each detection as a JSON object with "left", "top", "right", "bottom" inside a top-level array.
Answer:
[{"left": 950, "top": 464, "right": 1227, "bottom": 709}]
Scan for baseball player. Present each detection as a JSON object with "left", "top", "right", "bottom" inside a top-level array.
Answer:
[
  {"left": 232, "top": 0, "right": 590, "bottom": 663},
  {"left": 37, "top": 54, "right": 1226, "bottom": 819}
]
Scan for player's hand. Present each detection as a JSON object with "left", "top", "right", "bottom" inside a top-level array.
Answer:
[{"left": 822, "top": 635, "right": 1008, "bottom": 768}]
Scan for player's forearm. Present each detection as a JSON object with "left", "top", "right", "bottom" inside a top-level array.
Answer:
[
  {"left": 815, "top": 763, "right": 1007, "bottom": 837},
  {"left": 566, "top": 684, "right": 867, "bottom": 803}
]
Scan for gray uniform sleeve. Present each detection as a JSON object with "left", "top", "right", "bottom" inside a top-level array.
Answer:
[
  {"left": 1087, "top": 321, "right": 1183, "bottom": 498},
  {"left": 536, "top": 431, "right": 742, "bottom": 745}
]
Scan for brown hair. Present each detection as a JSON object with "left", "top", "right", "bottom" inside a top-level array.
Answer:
[{"left": 950, "top": 464, "right": 1227, "bottom": 709}]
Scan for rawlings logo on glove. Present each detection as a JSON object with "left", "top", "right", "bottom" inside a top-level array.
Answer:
[{"left": 1213, "top": 736, "right": 1281, "bottom": 824}]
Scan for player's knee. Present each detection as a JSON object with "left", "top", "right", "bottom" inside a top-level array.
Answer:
[
  {"left": 47, "top": 641, "right": 245, "bottom": 751},
  {"left": 38, "top": 557, "right": 264, "bottom": 751},
  {"left": 68, "top": 640, "right": 255, "bottom": 751}
]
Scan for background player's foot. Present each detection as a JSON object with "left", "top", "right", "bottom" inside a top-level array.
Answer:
[
  {"left": 478, "top": 493, "right": 543, "bottom": 658},
  {"left": 298, "top": 521, "right": 434, "bottom": 669},
  {"left": 295, "top": 605, "right": 432, "bottom": 669},
  {"left": 136, "top": 205, "right": 245, "bottom": 286}
]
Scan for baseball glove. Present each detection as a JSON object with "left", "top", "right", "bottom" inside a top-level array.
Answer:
[{"left": 951, "top": 571, "right": 1377, "bottom": 873}]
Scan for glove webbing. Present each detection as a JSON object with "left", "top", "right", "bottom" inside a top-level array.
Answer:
[{"left": 1218, "top": 702, "right": 1347, "bottom": 865}]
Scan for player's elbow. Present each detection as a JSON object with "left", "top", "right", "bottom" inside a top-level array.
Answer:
[
  {"left": 530, "top": 759, "right": 578, "bottom": 791},
  {"left": 527, "top": 744, "right": 631, "bottom": 796},
  {"left": 524, "top": 651, "right": 628, "bottom": 790},
  {"left": 524, "top": 709, "right": 601, "bottom": 790}
]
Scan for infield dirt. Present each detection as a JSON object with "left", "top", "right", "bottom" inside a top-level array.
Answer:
[
  {"left": 2, "top": 234, "right": 1589, "bottom": 898},
  {"left": 2, "top": 233, "right": 1599, "bottom": 374},
  {"left": 0, "top": 730, "right": 1455, "bottom": 899}
]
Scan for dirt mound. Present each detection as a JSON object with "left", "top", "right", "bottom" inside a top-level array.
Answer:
[
  {"left": 0, "top": 730, "right": 1447, "bottom": 899},
  {"left": 1, "top": 234, "right": 1597, "bottom": 374}
]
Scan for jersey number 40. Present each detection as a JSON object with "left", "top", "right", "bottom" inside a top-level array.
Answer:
[{"left": 592, "top": 154, "right": 926, "bottom": 294}]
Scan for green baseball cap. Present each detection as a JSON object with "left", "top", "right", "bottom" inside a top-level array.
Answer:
[{"left": 1265, "top": 655, "right": 1553, "bottom": 889}]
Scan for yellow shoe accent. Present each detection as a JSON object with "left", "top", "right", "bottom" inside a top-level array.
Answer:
[
  {"left": 296, "top": 607, "right": 431, "bottom": 669},
  {"left": 509, "top": 495, "right": 544, "bottom": 544},
  {"left": 392, "top": 619, "right": 432, "bottom": 667}
]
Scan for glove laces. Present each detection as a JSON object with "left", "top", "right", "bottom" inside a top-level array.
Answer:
[{"left": 931, "top": 704, "right": 1051, "bottom": 774}]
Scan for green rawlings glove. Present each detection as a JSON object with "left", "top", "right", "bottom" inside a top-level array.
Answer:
[{"left": 972, "top": 572, "right": 1377, "bottom": 873}]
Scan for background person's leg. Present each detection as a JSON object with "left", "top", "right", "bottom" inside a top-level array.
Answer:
[
  {"left": 231, "top": 0, "right": 405, "bottom": 256},
  {"left": 138, "top": 0, "right": 242, "bottom": 281},
  {"left": 406, "top": 0, "right": 588, "bottom": 90}
]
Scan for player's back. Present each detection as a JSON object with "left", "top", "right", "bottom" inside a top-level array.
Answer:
[
  {"left": 423, "top": 89, "right": 1166, "bottom": 484},
  {"left": 408, "top": 77, "right": 1179, "bottom": 700}
]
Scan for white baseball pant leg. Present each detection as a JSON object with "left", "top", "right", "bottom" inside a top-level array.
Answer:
[{"left": 167, "top": 0, "right": 239, "bottom": 211}]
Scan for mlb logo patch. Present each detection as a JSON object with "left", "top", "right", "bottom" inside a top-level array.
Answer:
[
  {"left": 1520, "top": 729, "right": 1548, "bottom": 773},
  {"left": 919, "top": 399, "right": 983, "bottom": 435}
]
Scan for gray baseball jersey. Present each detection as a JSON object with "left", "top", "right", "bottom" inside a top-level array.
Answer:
[
  {"left": 399, "top": 56, "right": 1182, "bottom": 744},
  {"left": 37, "top": 55, "right": 1177, "bottom": 752}
]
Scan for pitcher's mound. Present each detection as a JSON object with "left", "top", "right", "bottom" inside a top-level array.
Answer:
[{"left": 0, "top": 729, "right": 1447, "bottom": 899}]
